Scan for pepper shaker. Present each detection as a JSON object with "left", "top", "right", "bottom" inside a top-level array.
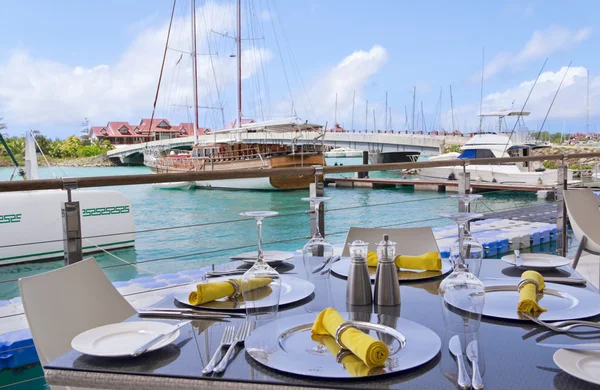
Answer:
[
  {"left": 374, "top": 234, "right": 400, "bottom": 306},
  {"left": 346, "top": 240, "right": 372, "bottom": 306}
]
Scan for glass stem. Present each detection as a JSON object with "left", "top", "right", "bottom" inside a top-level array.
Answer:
[
  {"left": 314, "top": 201, "right": 321, "bottom": 238},
  {"left": 256, "top": 218, "right": 264, "bottom": 263},
  {"left": 457, "top": 222, "right": 466, "bottom": 266}
]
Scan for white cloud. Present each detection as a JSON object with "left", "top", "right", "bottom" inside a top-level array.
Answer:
[
  {"left": 279, "top": 45, "right": 388, "bottom": 129},
  {"left": 0, "top": 1, "right": 271, "bottom": 134},
  {"left": 455, "top": 66, "right": 597, "bottom": 132},
  {"left": 472, "top": 26, "right": 591, "bottom": 82}
]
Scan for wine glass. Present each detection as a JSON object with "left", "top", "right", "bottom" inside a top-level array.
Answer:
[
  {"left": 443, "top": 212, "right": 485, "bottom": 277},
  {"left": 302, "top": 197, "right": 334, "bottom": 281},
  {"left": 439, "top": 213, "right": 486, "bottom": 333},
  {"left": 452, "top": 194, "right": 482, "bottom": 213},
  {"left": 240, "top": 211, "right": 281, "bottom": 323}
]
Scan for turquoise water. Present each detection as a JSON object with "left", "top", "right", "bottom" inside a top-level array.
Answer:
[{"left": 0, "top": 162, "right": 550, "bottom": 300}]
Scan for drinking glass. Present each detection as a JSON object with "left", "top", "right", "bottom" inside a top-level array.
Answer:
[
  {"left": 302, "top": 197, "right": 334, "bottom": 281},
  {"left": 443, "top": 212, "right": 485, "bottom": 277},
  {"left": 439, "top": 213, "right": 486, "bottom": 333},
  {"left": 451, "top": 193, "right": 482, "bottom": 213},
  {"left": 240, "top": 211, "right": 281, "bottom": 323}
]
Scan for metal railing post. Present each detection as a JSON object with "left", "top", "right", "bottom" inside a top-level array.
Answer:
[
  {"left": 61, "top": 178, "right": 83, "bottom": 266},
  {"left": 556, "top": 163, "right": 568, "bottom": 257},
  {"left": 309, "top": 165, "right": 325, "bottom": 237},
  {"left": 458, "top": 170, "right": 470, "bottom": 212}
]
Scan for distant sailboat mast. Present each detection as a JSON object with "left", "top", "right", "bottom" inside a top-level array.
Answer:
[
  {"left": 351, "top": 90, "right": 355, "bottom": 131},
  {"left": 236, "top": 0, "right": 242, "bottom": 130},
  {"left": 191, "top": 0, "right": 200, "bottom": 143}
]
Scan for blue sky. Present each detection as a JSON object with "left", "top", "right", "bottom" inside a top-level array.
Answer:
[{"left": 0, "top": 0, "right": 598, "bottom": 138}]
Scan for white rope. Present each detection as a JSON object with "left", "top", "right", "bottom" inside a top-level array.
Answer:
[{"left": 82, "top": 238, "right": 158, "bottom": 275}]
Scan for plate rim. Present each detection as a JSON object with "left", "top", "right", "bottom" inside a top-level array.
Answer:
[
  {"left": 245, "top": 311, "right": 441, "bottom": 379},
  {"left": 229, "top": 250, "right": 295, "bottom": 262},
  {"left": 553, "top": 345, "right": 600, "bottom": 385},
  {"left": 173, "top": 274, "right": 314, "bottom": 311},
  {"left": 500, "top": 253, "right": 571, "bottom": 269},
  {"left": 473, "top": 280, "right": 600, "bottom": 321},
  {"left": 71, "top": 321, "right": 180, "bottom": 357},
  {"left": 331, "top": 256, "right": 452, "bottom": 282}
]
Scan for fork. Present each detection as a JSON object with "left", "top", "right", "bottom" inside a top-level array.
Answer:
[
  {"left": 213, "top": 321, "right": 254, "bottom": 374},
  {"left": 521, "top": 313, "right": 600, "bottom": 333},
  {"left": 202, "top": 326, "right": 235, "bottom": 375}
]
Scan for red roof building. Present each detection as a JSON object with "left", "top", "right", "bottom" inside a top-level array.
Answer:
[{"left": 89, "top": 119, "right": 209, "bottom": 145}]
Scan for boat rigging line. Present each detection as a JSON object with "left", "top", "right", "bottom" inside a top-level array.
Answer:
[
  {"left": 478, "top": 46, "right": 485, "bottom": 132},
  {"left": 501, "top": 58, "right": 548, "bottom": 154},
  {"left": 536, "top": 61, "right": 572, "bottom": 137}
]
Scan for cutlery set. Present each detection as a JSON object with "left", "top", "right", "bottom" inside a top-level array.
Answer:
[
  {"left": 449, "top": 336, "right": 483, "bottom": 389},
  {"left": 138, "top": 308, "right": 246, "bottom": 320},
  {"left": 203, "top": 321, "right": 254, "bottom": 375}
]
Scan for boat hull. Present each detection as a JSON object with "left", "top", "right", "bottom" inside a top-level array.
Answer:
[
  {"left": 369, "top": 151, "right": 420, "bottom": 165},
  {"left": 0, "top": 190, "right": 135, "bottom": 265},
  {"left": 148, "top": 154, "right": 325, "bottom": 190},
  {"left": 418, "top": 164, "right": 573, "bottom": 185}
]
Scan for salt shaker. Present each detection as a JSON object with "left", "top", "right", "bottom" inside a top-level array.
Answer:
[
  {"left": 374, "top": 234, "right": 400, "bottom": 306},
  {"left": 346, "top": 240, "right": 372, "bottom": 306}
]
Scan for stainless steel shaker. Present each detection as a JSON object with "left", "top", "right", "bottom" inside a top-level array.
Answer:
[
  {"left": 374, "top": 234, "right": 400, "bottom": 306},
  {"left": 346, "top": 240, "right": 372, "bottom": 306}
]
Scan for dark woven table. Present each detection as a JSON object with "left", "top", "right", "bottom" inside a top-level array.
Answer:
[{"left": 45, "top": 257, "right": 600, "bottom": 389}]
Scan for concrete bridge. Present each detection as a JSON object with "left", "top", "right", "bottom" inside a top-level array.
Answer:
[{"left": 106, "top": 131, "right": 468, "bottom": 165}]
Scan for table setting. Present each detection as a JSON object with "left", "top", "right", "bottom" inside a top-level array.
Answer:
[{"left": 44, "top": 196, "right": 600, "bottom": 389}]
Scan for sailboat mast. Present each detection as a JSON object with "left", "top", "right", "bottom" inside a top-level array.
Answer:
[
  {"left": 351, "top": 90, "right": 355, "bottom": 131},
  {"left": 334, "top": 92, "right": 338, "bottom": 125},
  {"left": 411, "top": 86, "right": 416, "bottom": 132},
  {"left": 365, "top": 100, "right": 369, "bottom": 132},
  {"left": 450, "top": 85, "right": 455, "bottom": 132},
  {"left": 236, "top": 0, "right": 242, "bottom": 128},
  {"left": 384, "top": 92, "right": 388, "bottom": 131},
  {"left": 191, "top": 0, "right": 200, "bottom": 143},
  {"left": 586, "top": 69, "right": 590, "bottom": 134}
]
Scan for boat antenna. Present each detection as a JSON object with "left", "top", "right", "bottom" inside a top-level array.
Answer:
[
  {"left": 536, "top": 61, "right": 572, "bottom": 138},
  {"left": 478, "top": 46, "right": 485, "bottom": 133},
  {"left": 450, "top": 85, "right": 456, "bottom": 132},
  {"left": 502, "top": 58, "right": 548, "bottom": 154},
  {"left": 411, "top": 86, "right": 416, "bottom": 132},
  {"left": 351, "top": 90, "right": 355, "bottom": 131}
]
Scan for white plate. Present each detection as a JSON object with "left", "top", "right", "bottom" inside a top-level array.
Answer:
[
  {"left": 229, "top": 250, "right": 295, "bottom": 265},
  {"left": 554, "top": 345, "right": 600, "bottom": 385},
  {"left": 71, "top": 321, "right": 181, "bottom": 358},
  {"left": 501, "top": 253, "right": 571, "bottom": 270},
  {"left": 461, "top": 279, "right": 600, "bottom": 321}
]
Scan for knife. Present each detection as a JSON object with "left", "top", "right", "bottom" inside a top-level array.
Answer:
[
  {"left": 131, "top": 320, "right": 191, "bottom": 357},
  {"left": 537, "top": 343, "right": 600, "bottom": 351},
  {"left": 140, "top": 308, "right": 246, "bottom": 317},
  {"left": 449, "top": 335, "right": 471, "bottom": 389},
  {"left": 466, "top": 340, "right": 484, "bottom": 389}
]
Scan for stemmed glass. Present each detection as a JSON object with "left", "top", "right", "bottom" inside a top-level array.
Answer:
[
  {"left": 444, "top": 212, "right": 485, "bottom": 277},
  {"left": 240, "top": 211, "right": 281, "bottom": 323},
  {"left": 302, "top": 197, "right": 334, "bottom": 281},
  {"left": 439, "top": 213, "right": 486, "bottom": 333}
]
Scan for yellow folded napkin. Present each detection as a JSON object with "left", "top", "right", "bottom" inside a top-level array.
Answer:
[
  {"left": 311, "top": 335, "right": 385, "bottom": 377},
  {"left": 311, "top": 307, "right": 389, "bottom": 367},
  {"left": 188, "top": 277, "right": 271, "bottom": 305},
  {"left": 366, "top": 251, "right": 441, "bottom": 271},
  {"left": 517, "top": 270, "right": 547, "bottom": 315}
]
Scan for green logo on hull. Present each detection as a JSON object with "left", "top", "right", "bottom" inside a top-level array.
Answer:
[
  {"left": 0, "top": 214, "right": 22, "bottom": 224},
  {"left": 82, "top": 206, "right": 130, "bottom": 217}
]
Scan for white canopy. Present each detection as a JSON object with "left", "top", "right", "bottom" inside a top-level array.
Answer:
[{"left": 212, "top": 117, "right": 323, "bottom": 134}]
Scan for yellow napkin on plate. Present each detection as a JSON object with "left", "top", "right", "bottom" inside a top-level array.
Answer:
[
  {"left": 188, "top": 277, "right": 271, "bottom": 305},
  {"left": 311, "top": 335, "right": 385, "bottom": 377},
  {"left": 311, "top": 307, "right": 389, "bottom": 367},
  {"left": 366, "top": 251, "right": 442, "bottom": 271},
  {"left": 517, "top": 270, "right": 547, "bottom": 315}
]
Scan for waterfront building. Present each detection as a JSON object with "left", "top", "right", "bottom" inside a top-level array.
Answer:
[{"left": 89, "top": 118, "right": 210, "bottom": 145}]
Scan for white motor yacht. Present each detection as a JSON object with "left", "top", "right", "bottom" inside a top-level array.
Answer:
[{"left": 418, "top": 111, "right": 574, "bottom": 185}]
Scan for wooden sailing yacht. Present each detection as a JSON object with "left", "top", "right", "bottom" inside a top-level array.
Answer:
[{"left": 145, "top": 0, "right": 326, "bottom": 190}]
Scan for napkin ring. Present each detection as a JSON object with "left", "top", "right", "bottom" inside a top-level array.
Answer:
[
  {"left": 334, "top": 320, "right": 407, "bottom": 353},
  {"left": 335, "top": 321, "right": 359, "bottom": 351},
  {"left": 335, "top": 349, "right": 353, "bottom": 363},
  {"left": 225, "top": 279, "right": 240, "bottom": 297},
  {"left": 518, "top": 278, "right": 542, "bottom": 294}
]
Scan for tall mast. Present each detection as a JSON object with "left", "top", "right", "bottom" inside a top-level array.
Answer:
[
  {"left": 236, "top": 0, "right": 242, "bottom": 128},
  {"left": 365, "top": 100, "right": 369, "bottom": 132},
  {"left": 384, "top": 92, "right": 388, "bottom": 131},
  {"left": 191, "top": 0, "right": 199, "bottom": 143},
  {"left": 334, "top": 92, "right": 338, "bottom": 125},
  {"left": 421, "top": 101, "right": 426, "bottom": 132},
  {"left": 586, "top": 69, "right": 590, "bottom": 134},
  {"left": 411, "top": 86, "right": 416, "bottom": 132},
  {"left": 404, "top": 105, "right": 408, "bottom": 130},
  {"left": 373, "top": 108, "right": 376, "bottom": 131},
  {"left": 351, "top": 90, "right": 355, "bottom": 131},
  {"left": 450, "top": 85, "right": 456, "bottom": 132},
  {"left": 389, "top": 107, "right": 392, "bottom": 130},
  {"left": 478, "top": 46, "right": 485, "bottom": 133}
]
